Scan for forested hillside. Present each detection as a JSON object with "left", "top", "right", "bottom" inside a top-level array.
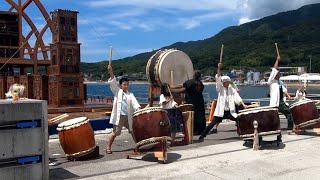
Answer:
[{"left": 81, "top": 3, "right": 320, "bottom": 80}]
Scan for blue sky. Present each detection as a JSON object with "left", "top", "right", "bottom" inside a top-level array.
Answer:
[{"left": 1, "top": 0, "right": 319, "bottom": 62}]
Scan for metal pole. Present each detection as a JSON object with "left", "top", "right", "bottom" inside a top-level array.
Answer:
[{"left": 309, "top": 55, "right": 312, "bottom": 73}]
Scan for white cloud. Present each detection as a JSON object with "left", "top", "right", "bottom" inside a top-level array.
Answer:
[
  {"left": 86, "top": 0, "right": 239, "bottom": 11},
  {"left": 238, "top": 17, "right": 256, "bottom": 25},
  {"left": 240, "top": 0, "right": 320, "bottom": 19},
  {"left": 110, "top": 21, "right": 132, "bottom": 30}
]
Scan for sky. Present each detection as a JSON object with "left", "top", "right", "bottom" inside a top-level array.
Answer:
[{"left": 1, "top": 0, "right": 320, "bottom": 62}]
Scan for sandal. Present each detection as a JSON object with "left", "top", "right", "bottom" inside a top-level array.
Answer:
[{"left": 106, "top": 148, "right": 112, "bottom": 154}]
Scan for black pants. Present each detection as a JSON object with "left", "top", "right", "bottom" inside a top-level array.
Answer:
[
  {"left": 278, "top": 101, "right": 294, "bottom": 129},
  {"left": 193, "top": 108, "right": 206, "bottom": 134},
  {"left": 200, "top": 111, "right": 237, "bottom": 138}
]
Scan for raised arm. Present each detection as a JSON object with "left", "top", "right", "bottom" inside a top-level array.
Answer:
[
  {"left": 215, "top": 62, "right": 223, "bottom": 92},
  {"left": 107, "top": 64, "right": 119, "bottom": 95},
  {"left": 108, "top": 64, "right": 115, "bottom": 79},
  {"left": 273, "top": 56, "right": 280, "bottom": 69},
  {"left": 267, "top": 56, "right": 280, "bottom": 84},
  {"left": 217, "top": 62, "right": 222, "bottom": 78}
]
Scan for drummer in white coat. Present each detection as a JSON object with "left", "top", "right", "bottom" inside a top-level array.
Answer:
[
  {"left": 198, "top": 62, "right": 247, "bottom": 141},
  {"left": 268, "top": 56, "right": 294, "bottom": 130},
  {"left": 106, "top": 64, "right": 141, "bottom": 154}
]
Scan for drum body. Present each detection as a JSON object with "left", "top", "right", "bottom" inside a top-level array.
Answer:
[
  {"left": 238, "top": 106, "right": 280, "bottom": 137},
  {"left": 290, "top": 99, "right": 320, "bottom": 128},
  {"left": 132, "top": 107, "right": 171, "bottom": 149},
  {"left": 178, "top": 104, "right": 193, "bottom": 112},
  {"left": 146, "top": 49, "right": 194, "bottom": 88},
  {"left": 57, "top": 117, "right": 96, "bottom": 158},
  {"left": 166, "top": 108, "right": 183, "bottom": 133}
]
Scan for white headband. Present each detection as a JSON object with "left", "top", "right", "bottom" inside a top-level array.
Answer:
[{"left": 221, "top": 76, "right": 231, "bottom": 83}]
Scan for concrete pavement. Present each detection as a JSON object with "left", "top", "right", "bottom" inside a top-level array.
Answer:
[{"left": 49, "top": 116, "right": 320, "bottom": 180}]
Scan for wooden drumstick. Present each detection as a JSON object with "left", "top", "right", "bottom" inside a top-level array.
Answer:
[
  {"left": 171, "top": 71, "right": 173, "bottom": 85},
  {"left": 275, "top": 43, "right": 280, "bottom": 57},
  {"left": 51, "top": 114, "right": 69, "bottom": 123},
  {"left": 167, "top": 84, "right": 173, "bottom": 98},
  {"left": 219, "top": 44, "right": 224, "bottom": 63},
  {"left": 246, "top": 104, "right": 259, "bottom": 109},
  {"left": 50, "top": 114, "right": 68, "bottom": 122},
  {"left": 50, "top": 113, "right": 69, "bottom": 122},
  {"left": 49, "top": 113, "right": 67, "bottom": 121},
  {"left": 109, "top": 46, "right": 112, "bottom": 66}
]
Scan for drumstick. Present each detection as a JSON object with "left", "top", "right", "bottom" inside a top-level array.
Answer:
[
  {"left": 49, "top": 113, "right": 67, "bottom": 121},
  {"left": 219, "top": 44, "right": 224, "bottom": 63},
  {"left": 51, "top": 114, "right": 69, "bottom": 123},
  {"left": 166, "top": 84, "right": 173, "bottom": 98},
  {"left": 109, "top": 46, "right": 112, "bottom": 66},
  {"left": 246, "top": 104, "right": 260, "bottom": 108},
  {"left": 50, "top": 114, "right": 68, "bottom": 122},
  {"left": 50, "top": 113, "right": 69, "bottom": 122},
  {"left": 171, "top": 71, "right": 173, "bottom": 85},
  {"left": 275, "top": 43, "right": 280, "bottom": 57}
]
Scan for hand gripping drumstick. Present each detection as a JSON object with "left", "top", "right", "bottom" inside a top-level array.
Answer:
[
  {"left": 219, "top": 44, "right": 224, "bottom": 63},
  {"left": 275, "top": 43, "right": 280, "bottom": 57}
]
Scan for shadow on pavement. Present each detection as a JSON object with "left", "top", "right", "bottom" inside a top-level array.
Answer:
[
  {"left": 50, "top": 168, "right": 80, "bottom": 180},
  {"left": 140, "top": 152, "right": 182, "bottom": 163}
]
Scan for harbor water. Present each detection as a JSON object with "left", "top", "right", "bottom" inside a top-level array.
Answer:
[{"left": 86, "top": 83, "right": 320, "bottom": 106}]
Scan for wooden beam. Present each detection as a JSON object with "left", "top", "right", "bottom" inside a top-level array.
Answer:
[{"left": 0, "top": 59, "right": 51, "bottom": 65}]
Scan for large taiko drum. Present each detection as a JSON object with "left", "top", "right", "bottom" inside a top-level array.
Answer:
[
  {"left": 237, "top": 106, "right": 281, "bottom": 138},
  {"left": 57, "top": 117, "right": 96, "bottom": 158},
  {"left": 290, "top": 99, "right": 320, "bottom": 128},
  {"left": 132, "top": 107, "right": 171, "bottom": 150},
  {"left": 146, "top": 49, "right": 194, "bottom": 88}
]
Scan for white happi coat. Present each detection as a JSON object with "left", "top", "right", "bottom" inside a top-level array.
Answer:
[
  {"left": 214, "top": 75, "right": 243, "bottom": 118},
  {"left": 267, "top": 68, "right": 288, "bottom": 107},
  {"left": 108, "top": 77, "right": 140, "bottom": 131}
]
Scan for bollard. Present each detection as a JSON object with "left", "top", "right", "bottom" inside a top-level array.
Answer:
[{"left": 253, "top": 120, "right": 259, "bottom": 151}]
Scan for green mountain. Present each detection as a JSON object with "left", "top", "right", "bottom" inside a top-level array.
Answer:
[{"left": 81, "top": 3, "right": 320, "bottom": 80}]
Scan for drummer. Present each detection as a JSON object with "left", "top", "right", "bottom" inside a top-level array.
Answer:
[
  {"left": 294, "top": 87, "right": 307, "bottom": 102},
  {"left": 106, "top": 64, "right": 141, "bottom": 154},
  {"left": 170, "top": 70, "right": 206, "bottom": 135},
  {"left": 198, "top": 62, "right": 248, "bottom": 141},
  {"left": 267, "top": 56, "right": 294, "bottom": 131},
  {"left": 159, "top": 83, "right": 179, "bottom": 143}
]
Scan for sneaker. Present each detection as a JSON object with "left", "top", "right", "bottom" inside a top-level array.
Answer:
[
  {"left": 210, "top": 129, "right": 218, "bottom": 134},
  {"left": 198, "top": 136, "right": 204, "bottom": 142}
]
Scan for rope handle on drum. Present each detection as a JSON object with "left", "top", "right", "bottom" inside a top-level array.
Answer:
[{"left": 159, "top": 118, "right": 169, "bottom": 127}]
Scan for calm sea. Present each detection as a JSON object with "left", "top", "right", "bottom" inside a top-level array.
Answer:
[{"left": 86, "top": 83, "right": 320, "bottom": 106}]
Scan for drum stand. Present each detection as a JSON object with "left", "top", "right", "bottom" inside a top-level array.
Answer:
[
  {"left": 243, "top": 121, "right": 282, "bottom": 149},
  {"left": 126, "top": 136, "right": 169, "bottom": 164}
]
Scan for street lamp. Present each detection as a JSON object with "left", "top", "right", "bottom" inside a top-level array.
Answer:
[{"left": 309, "top": 55, "right": 312, "bottom": 73}]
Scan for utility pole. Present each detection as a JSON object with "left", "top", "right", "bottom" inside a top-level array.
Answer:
[{"left": 309, "top": 55, "right": 312, "bottom": 73}]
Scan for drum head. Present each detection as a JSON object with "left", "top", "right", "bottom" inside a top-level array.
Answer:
[
  {"left": 58, "top": 117, "right": 88, "bottom": 128},
  {"left": 158, "top": 50, "right": 194, "bottom": 88},
  {"left": 290, "top": 99, "right": 314, "bottom": 109},
  {"left": 133, "top": 107, "right": 166, "bottom": 117},
  {"left": 238, "top": 106, "right": 278, "bottom": 115}
]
